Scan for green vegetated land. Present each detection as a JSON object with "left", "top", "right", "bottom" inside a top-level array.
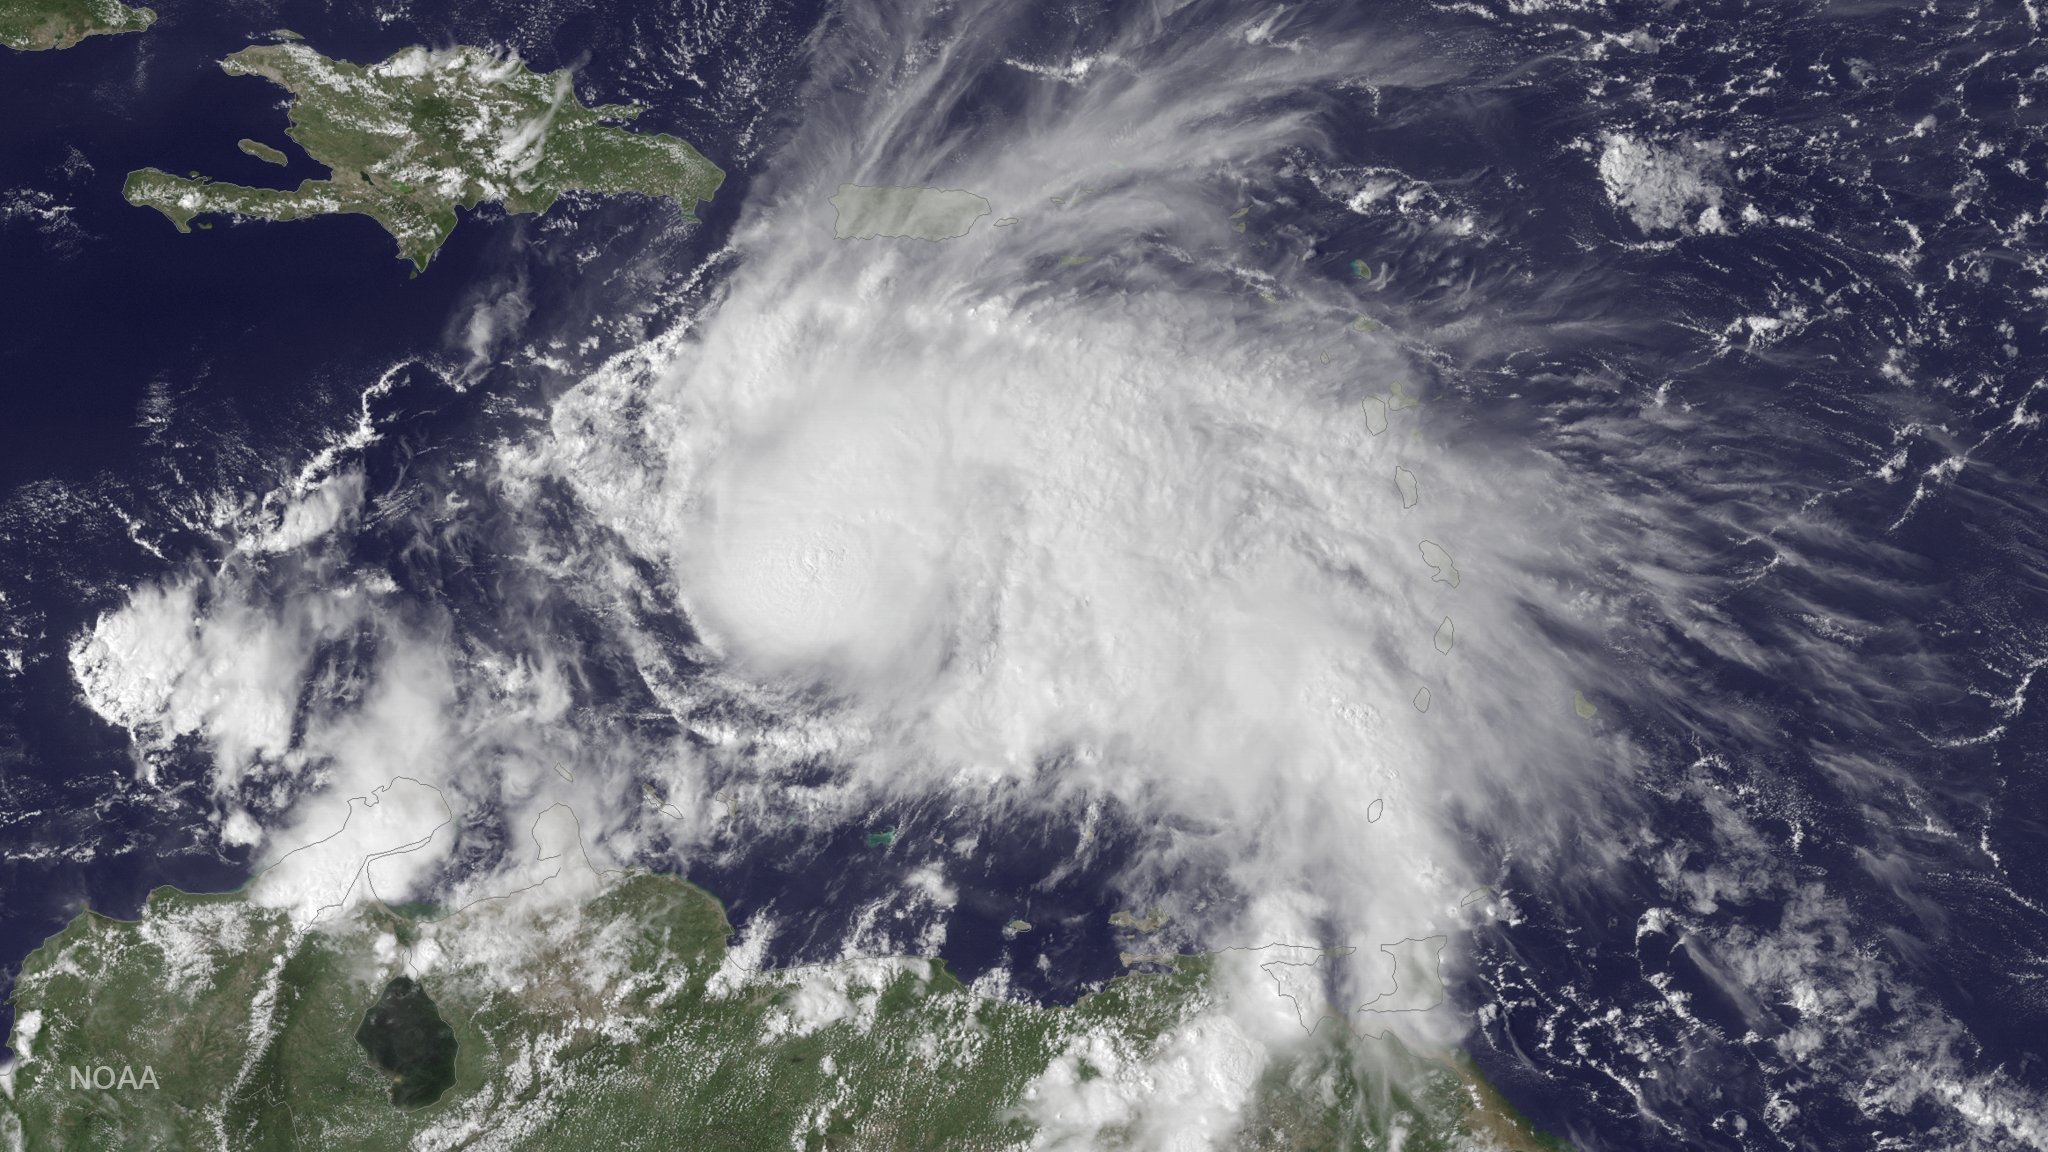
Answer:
[
  {"left": 238, "top": 138, "right": 290, "bottom": 166},
  {"left": 0, "top": 0, "right": 153, "bottom": 51},
  {"left": 1, "top": 870, "right": 1568, "bottom": 1151},
  {"left": 123, "top": 41, "right": 725, "bottom": 271}
]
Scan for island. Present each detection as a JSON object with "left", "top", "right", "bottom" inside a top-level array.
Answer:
[
  {"left": 236, "top": 138, "right": 288, "bottom": 166},
  {"left": 1362, "top": 395, "right": 1389, "bottom": 435},
  {"left": 122, "top": 41, "right": 725, "bottom": 272},
  {"left": 0, "top": 0, "right": 153, "bottom": 51},
  {"left": 1109, "top": 906, "right": 1169, "bottom": 934},
  {"left": 830, "top": 183, "right": 991, "bottom": 241},
  {"left": 1419, "top": 539, "right": 1461, "bottom": 587}
]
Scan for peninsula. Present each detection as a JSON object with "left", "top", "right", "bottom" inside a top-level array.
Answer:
[{"left": 0, "top": 0, "right": 153, "bottom": 51}]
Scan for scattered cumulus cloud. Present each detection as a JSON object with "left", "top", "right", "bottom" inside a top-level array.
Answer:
[{"left": 1597, "top": 133, "right": 1728, "bottom": 234}]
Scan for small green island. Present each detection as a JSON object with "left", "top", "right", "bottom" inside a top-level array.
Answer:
[
  {"left": 0, "top": 0, "right": 153, "bottom": 52},
  {"left": 123, "top": 41, "right": 726, "bottom": 271},
  {"left": 1109, "top": 906, "right": 1170, "bottom": 934},
  {"left": 237, "top": 138, "right": 289, "bottom": 166}
]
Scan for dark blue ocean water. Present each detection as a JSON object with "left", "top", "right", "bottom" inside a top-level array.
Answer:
[
  {"left": 0, "top": 0, "right": 799, "bottom": 1053},
  {"left": 3, "top": 0, "right": 1165, "bottom": 1041},
  {"left": 4, "top": 1, "right": 2047, "bottom": 1149},
  {"left": 1296, "top": 2, "right": 2048, "bottom": 1148}
]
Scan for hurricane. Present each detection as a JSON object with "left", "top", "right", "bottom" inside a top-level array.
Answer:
[{"left": 6, "top": 0, "right": 2048, "bottom": 1148}]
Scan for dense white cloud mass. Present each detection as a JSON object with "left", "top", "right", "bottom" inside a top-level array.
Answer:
[
  {"left": 543, "top": 0, "right": 1620, "bottom": 1035},
  {"left": 65, "top": 0, "right": 2017, "bottom": 1144},
  {"left": 58, "top": 0, "right": 1630, "bottom": 1020},
  {"left": 42, "top": 0, "right": 2048, "bottom": 1147},
  {"left": 57, "top": 4, "right": 1630, "bottom": 1070},
  {"left": 1596, "top": 133, "right": 1727, "bottom": 234}
]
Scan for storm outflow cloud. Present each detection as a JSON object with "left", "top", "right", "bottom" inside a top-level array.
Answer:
[
  {"left": 73, "top": 0, "right": 1618, "bottom": 970},
  {"left": 71, "top": 0, "right": 1623, "bottom": 1031},
  {"left": 51, "top": 0, "right": 2048, "bottom": 1145},
  {"left": 554, "top": 2, "right": 1614, "bottom": 978}
]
